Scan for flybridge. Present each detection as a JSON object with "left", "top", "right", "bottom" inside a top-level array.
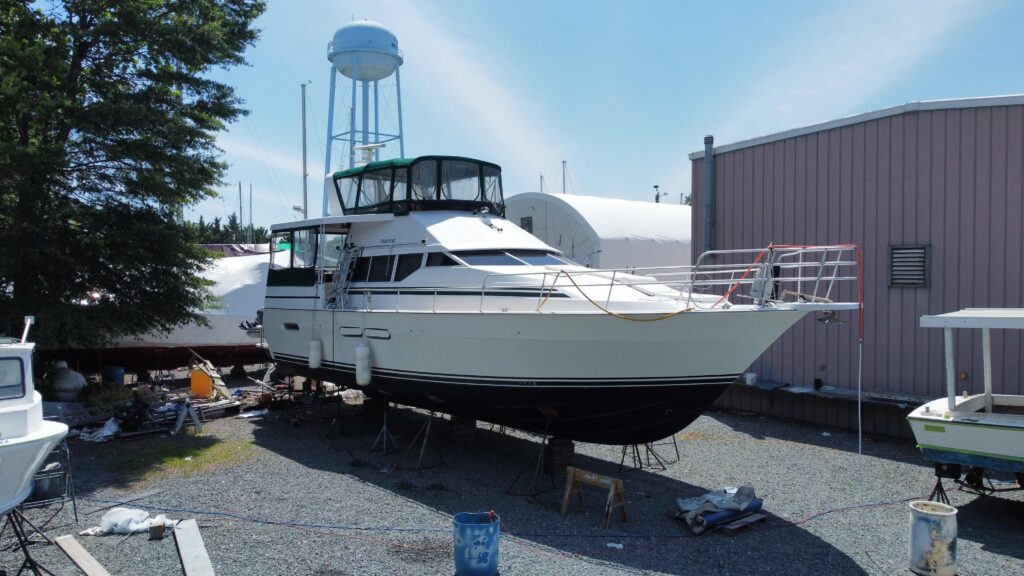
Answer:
[{"left": 327, "top": 156, "right": 505, "bottom": 217}]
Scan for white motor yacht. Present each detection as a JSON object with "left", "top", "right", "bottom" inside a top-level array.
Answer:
[
  {"left": 263, "top": 156, "right": 861, "bottom": 444},
  {"left": 0, "top": 318, "right": 69, "bottom": 515}
]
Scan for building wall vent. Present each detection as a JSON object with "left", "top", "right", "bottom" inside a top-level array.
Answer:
[{"left": 889, "top": 245, "right": 929, "bottom": 288}]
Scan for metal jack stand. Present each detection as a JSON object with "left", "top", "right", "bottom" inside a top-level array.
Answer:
[
  {"left": 371, "top": 403, "right": 399, "bottom": 455},
  {"left": 929, "top": 478, "right": 951, "bottom": 505},
  {"left": 505, "top": 416, "right": 563, "bottom": 497},
  {"left": 402, "top": 411, "right": 443, "bottom": 471},
  {"left": 618, "top": 436, "right": 679, "bottom": 472},
  {"left": 3, "top": 510, "right": 55, "bottom": 576}
]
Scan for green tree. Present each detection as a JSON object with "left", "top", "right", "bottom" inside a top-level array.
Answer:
[{"left": 0, "top": 1, "right": 265, "bottom": 347}]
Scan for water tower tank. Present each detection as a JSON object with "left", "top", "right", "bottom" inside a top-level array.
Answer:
[{"left": 328, "top": 21, "right": 403, "bottom": 81}]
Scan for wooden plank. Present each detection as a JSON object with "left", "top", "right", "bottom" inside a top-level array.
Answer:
[
  {"left": 81, "top": 489, "right": 164, "bottom": 515},
  {"left": 175, "top": 519, "right": 216, "bottom": 576},
  {"left": 55, "top": 535, "right": 111, "bottom": 576}
]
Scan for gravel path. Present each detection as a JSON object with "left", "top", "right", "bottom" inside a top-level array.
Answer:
[{"left": 3, "top": 402, "right": 1022, "bottom": 575}]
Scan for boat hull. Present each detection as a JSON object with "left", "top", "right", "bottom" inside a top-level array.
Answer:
[
  {"left": 908, "top": 397, "right": 1024, "bottom": 473},
  {"left": 266, "top": 307, "right": 805, "bottom": 444},
  {"left": 0, "top": 420, "right": 68, "bottom": 515}
]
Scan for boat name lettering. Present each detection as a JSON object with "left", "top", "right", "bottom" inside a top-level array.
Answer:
[{"left": 380, "top": 238, "right": 396, "bottom": 244}]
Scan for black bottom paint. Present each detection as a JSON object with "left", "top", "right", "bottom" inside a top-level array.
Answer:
[{"left": 276, "top": 357, "right": 736, "bottom": 445}]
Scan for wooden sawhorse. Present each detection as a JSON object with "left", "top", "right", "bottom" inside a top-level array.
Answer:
[{"left": 560, "top": 466, "right": 627, "bottom": 529}]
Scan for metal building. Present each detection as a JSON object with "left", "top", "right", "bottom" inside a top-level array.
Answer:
[{"left": 689, "top": 95, "right": 1024, "bottom": 437}]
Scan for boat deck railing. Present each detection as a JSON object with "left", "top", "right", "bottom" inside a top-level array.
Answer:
[{"left": 336, "top": 244, "right": 860, "bottom": 314}]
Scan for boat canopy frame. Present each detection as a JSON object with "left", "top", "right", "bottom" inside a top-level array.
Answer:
[
  {"left": 330, "top": 156, "right": 505, "bottom": 217},
  {"left": 920, "top": 309, "right": 1024, "bottom": 412}
]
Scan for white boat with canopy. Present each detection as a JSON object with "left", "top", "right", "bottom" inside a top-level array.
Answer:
[
  {"left": 909, "top": 309, "right": 1024, "bottom": 497},
  {"left": 1, "top": 318, "right": 69, "bottom": 516},
  {"left": 262, "top": 155, "right": 861, "bottom": 444}
]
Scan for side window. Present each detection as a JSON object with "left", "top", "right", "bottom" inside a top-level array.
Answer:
[
  {"left": 352, "top": 257, "right": 371, "bottom": 282},
  {"left": 358, "top": 169, "right": 391, "bottom": 208},
  {"left": 519, "top": 216, "right": 533, "bottom": 233},
  {"left": 292, "top": 229, "right": 316, "bottom": 268},
  {"left": 368, "top": 255, "right": 396, "bottom": 282},
  {"left": 336, "top": 176, "right": 358, "bottom": 211},
  {"left": 411, "top": 161, "right": 437, "bottom": 201},
  {"left": 393, "top": 168, "right": 408, "bottom": 202},
  {"left": 270, "top": 232, "right": 289, "bottom": 268},
  {"left": 0, "top": 357, "right": 25, "bottom": 401},
  {"left": 426, "top": 252, "right": 458, "bottom": 267},
  {"left": 394, "top": 253, "right": 423, "bottom": 281}
]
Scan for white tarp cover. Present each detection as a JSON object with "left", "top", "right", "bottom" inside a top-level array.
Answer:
[
  {"left": 114, "top": 252, "right": 270, "bottom": 348},
  {"left": 504, "top": 192, "right": 692, "bottom": 269}
]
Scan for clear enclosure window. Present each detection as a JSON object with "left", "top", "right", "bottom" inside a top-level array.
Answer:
[
  {"left": 393, "top": 168, "right": 408, "bottom": 202},
  {"left": 368, "top": 255, "right": 396, "bottom": 282},
  {"left": 508, "top": 250, "right": 570, "bottom": 266},
  {"left": 337, "top": 176, "right": 358, "bottom": 210},
  {"left": 292, "top": 229, "right": 316, "bottom": 268},
  {"left": 358, "top": 170, "right": 391, "bottom": 208},
  {"left": 0, "top": 358, "right": 24, "bottom": 400},
  {"left": 394, "top": 253, "right": 424, "bottom": 281},
  {"left": 441, "top": 160, "right": 481, "bottom": 201},
  {"left": 426, "top": 252, "right": 458, "bottom": 267},
  {"left": 411, "top": 161, "right": 437, "bottom": 201},
  {"left": 270, "top": 232, "right": 289, "bottom": 268},
  {"left": 482, "top": 165, "right": 502, "bottom": 204},
  {"left": 319, "top": 234, "right": 346, "bottom": 269},
  {"left": 453, "top": 250, "right": 523, "bottom": 266}
]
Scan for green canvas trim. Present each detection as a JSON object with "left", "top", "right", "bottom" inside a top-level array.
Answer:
[
  {"left": 917, "top": 444, "right": 1024, "bottom": 463},
  {"left": 923, "top": 424, "right": 945, "bottom": 433}
]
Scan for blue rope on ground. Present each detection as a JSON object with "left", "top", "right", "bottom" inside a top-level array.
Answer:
[{"left": 77, "top": 493, "right": 926, "bottom": 540}]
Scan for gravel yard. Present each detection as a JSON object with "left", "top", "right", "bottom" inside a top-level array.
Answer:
[{"left": 3, "top": 399, "right": 1022, "bottom": 575}]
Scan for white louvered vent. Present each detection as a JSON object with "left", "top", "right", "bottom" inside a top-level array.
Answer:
[{"left": 890, "top": 245, "right": 929, "bottom": 288}]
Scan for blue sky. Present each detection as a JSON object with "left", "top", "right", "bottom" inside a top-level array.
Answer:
[{"left": 189, "top": 0, "right": 1024, "bottom": 228}]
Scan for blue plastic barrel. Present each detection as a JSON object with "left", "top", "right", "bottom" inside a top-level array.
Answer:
[
  {"left": 452, "top": 512, "right": 500, "bottom": 576},
  {"left": 101, "top": 366, "right": 125, "bottom": 385}
]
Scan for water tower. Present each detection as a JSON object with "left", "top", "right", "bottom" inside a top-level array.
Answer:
[{"left": 322, "top": 21, "right": 404, "bottom": 214}]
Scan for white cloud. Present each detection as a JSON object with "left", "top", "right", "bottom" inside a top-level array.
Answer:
[
  {"left": 329, "top": 1, "right": 566, "bottom": 183},
  {"left": 218, "top": 133, "right": 304, "bottom": 180},
  {"left": 664, "top": 0, "right": 993, "bottom": 194}
]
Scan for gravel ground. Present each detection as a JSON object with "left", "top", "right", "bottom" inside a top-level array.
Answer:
[{"left": 2, "top": 399, "right": 1022, "bottom": 575}]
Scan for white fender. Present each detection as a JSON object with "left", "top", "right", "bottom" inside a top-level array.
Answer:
[
  {"left": 308, "top": 339, "right": 322, "bottom": 369},
  {"left": 355, "top": 340, "right": 371, "bottom": 386}
]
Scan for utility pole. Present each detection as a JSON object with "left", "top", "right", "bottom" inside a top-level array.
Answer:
[
  {"left": 561, "top": 160, "right": 566, "bottom": 194},
  {"left": 238, "top": 181, "right": 243, "bottom": 242},
  {"left": 249, "top": 183, "right": 253, "bottom": 244},
  {"left": 654, "top": 184, "right": 661, "bottom": 203},
  {"left": 301, "top": 81, "right": 309, "bottom": 219}
]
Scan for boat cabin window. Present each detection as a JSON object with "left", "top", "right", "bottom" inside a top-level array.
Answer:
[
  {"left": 352, "top": 255, "right": 397, "bottom": 283},
  {"left": 267, "top": 228, "right": 318, "bottom": 286},
  {"left": 394, "top": 253, "right": 424, "bottom": 281},
  {"left": 369, "top": 255, "right": 395, "bottom": 282},
  {"left": 452, "top": 250, "right": 523, "bottom": 267},
  {"left": 0, "top": 357, "right": 25, "bottom": 400},
  {"left": 333, "top": 156, "right": 504, "bottom": 216},
  {"left": 508, "top": 250, "right": 571, "bottom": 266},
  {"left": 425, "top": 252, "right": 458, "bottom": 267}
]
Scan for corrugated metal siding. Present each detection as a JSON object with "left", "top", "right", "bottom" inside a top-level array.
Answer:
[{"left": 692, "top": 105, "right": 1024, "bottom": 431}]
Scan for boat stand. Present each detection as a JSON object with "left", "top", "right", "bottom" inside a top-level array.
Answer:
[
  {"left": 401, "top": 410, "right": 443, "bottom": 471},
  {"left": 3, "top": 510, "right": 55, "bottom": 576},
  {"left": 618, "top": 436, "right": 680, "bottom": 472},
  {"left": 371, "top": 403, "right": 399, "bottom": 455},
  {"left": 928, "top": 478, "right": 951, "bottom": 505}
]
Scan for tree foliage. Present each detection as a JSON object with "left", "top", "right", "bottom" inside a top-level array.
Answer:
[
  {"left": 0, "top": 1, "right": 265, "bottom": 347},
  {"left": 184, "top": 213, "right": 268, "bottom": 244}
]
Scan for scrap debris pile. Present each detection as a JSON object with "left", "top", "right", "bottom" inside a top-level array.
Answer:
[{"left": 48, "top": 358, "right": 294, "bottom": 442}]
